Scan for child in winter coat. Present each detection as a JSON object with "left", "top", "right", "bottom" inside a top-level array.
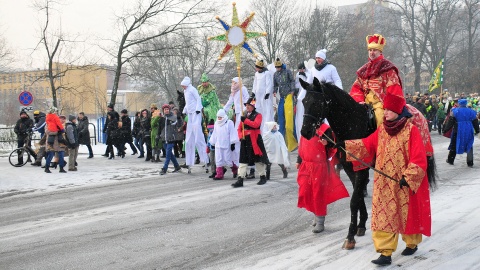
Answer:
[
  {"left": 206, "top": 120, "right": 217, "bottom": 178},
  {"left": 296, "top": 121, "right": 349, "bottom": 234},
  {"left": 208, "top": 109, "right": 239, "bottom": 180},
  {"left": 262, "top": 122, "right": 289, "bottom": 179}
]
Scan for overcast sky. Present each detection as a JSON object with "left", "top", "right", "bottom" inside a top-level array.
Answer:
[{"left": 0, "top": 0, "right": 367, "bottom": 70}]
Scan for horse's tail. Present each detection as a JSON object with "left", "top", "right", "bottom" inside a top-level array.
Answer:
[{"left": 427, "top": 155, "right": 437, "bottom": 191}]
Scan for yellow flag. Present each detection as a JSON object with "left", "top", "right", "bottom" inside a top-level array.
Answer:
[{"left": 428, "top": 59, "right": 443, "bottom": 92}]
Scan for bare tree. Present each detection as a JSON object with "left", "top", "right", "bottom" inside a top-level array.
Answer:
[
  {"left": 249, "top": 0, "right": 297, "bottom": 64},
  {"left": 104, "top": 0, "right": 214, "bottom": 107},
  {"left": 32, "top": 0, "right": 85, "bottom": 110},
  {"left": 0, "top": 33, "right": 13, "bottom": 72}
]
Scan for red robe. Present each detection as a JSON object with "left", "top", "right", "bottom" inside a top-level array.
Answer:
[
  {"left": 345, "top": 122, "right": 431, "bottom": 236},
  {"left": 297, "top": 124, "right": 349, "bottom": 216}
]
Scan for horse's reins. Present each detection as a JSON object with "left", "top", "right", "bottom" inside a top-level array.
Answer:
[{"left": 320, "top": 132, "right": 399, "bottom": 183}]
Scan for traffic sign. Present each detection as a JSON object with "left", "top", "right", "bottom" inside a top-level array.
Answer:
[
  {"left": 19, "top": 91, "right": 34, "bottom": 106},
  {"left": 19, "top": 106, "right": 34, "bottom": 112}
]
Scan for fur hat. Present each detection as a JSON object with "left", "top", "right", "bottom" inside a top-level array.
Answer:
[
  {"left": 255, "top": 59, "right": 265, "bottom": 69},
  {"left": 366, "top": 34, "right": 386, "bottom": 51},
  {"left": 383, "top": 93, "right": 406, "bottom": 115},
  {"left": 49, "top": 106, "right": 58, "bottom": 113},
  {"left": 315, "top": 49, "right": 327, "bottom": 59},
  {"left": 200, "top": 73, "right": 209, "bottom": 83},
  {"left": 274, "top": 58, "right": 282, "bottom": 68},
  {"left": 181, "top": 77, "right": 191, "bottom": 86},
  {"left": 68, "top": 114, "right": 76, "bottom": 121}
]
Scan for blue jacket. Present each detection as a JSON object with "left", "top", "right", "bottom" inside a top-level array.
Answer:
[{"left": 452, "top": 106, "right": 478, "bottom": 154}]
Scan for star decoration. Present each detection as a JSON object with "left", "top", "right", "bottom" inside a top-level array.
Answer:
[{"left": 208, "top": 2, "right": 266, "bottom": 66}]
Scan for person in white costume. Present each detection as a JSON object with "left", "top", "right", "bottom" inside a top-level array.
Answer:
[
  {"left": 252, "top": 59, "right": 274, "bottom": 133},
  {"left": 224, "top": 77, "right": 250, "bottom": 129},
  {"left": 307, "top": 49, "right": 343, "bottom": 90},
  {"left": 181, "top": 77, "right": 209, "bottom": 172},
  {"left": 295, "top": 62, "right": 310, "bottom": 144},
  {"left": 208, "top": 109, "right": 239, "bottom": 180},
  {"left": 263, "top": 122, "right": 290, "bottom": 180}
]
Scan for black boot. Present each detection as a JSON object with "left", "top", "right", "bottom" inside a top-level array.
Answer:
[
  {"left": 447, "top": 150, "right": 455, "bottom": 165},
  {"left": 257, "top": 175, "right": 267, "bottom": 185},
  {"left": 279, "top": 164, "right": 287, "bottom": 178},
  {"left": 15, "top": 156, "right": 24, "bottom": 166},
  {"left": 172, "top": 166, "right": 182, "bottom": 173},
  {"left": 59, "top": 167, "right": 67, "bottom": 173},
  {"left": 44, "top": 167, "right": 51, "bottom": 173},
  {"left": 50, "top": 162, "right": 57, "bottom": 169},
  {"left": 145, "top": 153, "right": 152, "bottom": 162},
  {"left": 138, "top": 154, "right": 144, "bottom": 158},
  {"left": 195, "top": 154, "right": 200, "bottom": 164},
  {"left": 232, "top": 177, "right": 244, "bottom": 188},
  {"left": 246, "top": 168, "right": 255, "bottom": 179},
  {"left": 371, "top": 255, "right": 391, "bottom": 266},
  {"left": 209, "top": 170, "right": 216, "bottom": 178},
  {"left": 401, "top": 246, "right": 418, "bottom": 256},
  {"left": 266, "top": 164, "right": 271, "bottom": 180}
]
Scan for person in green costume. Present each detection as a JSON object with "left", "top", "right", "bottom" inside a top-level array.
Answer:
[{"left": 198, "top": 73, "right": 221, "bottom": 124}]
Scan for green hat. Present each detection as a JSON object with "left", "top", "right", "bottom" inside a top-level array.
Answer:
[{"left": 200, "top": 73, "right": 209, "bottom": 83}]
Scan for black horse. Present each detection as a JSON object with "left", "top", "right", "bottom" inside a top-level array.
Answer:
[
  {"left": 299, "top": 78, "right": 436, "bottom": 250},
  {"left": 300, "top": 78, "right": 372, "bottom": 249}
]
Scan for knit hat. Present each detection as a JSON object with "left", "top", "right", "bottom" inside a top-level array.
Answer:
[
  {"left": 107, "top": 104, "right": 114, "bottom": 109},
  {"left": 33, "top": 110, "right": 40, "bottom": 115},
  {"left": 200, "top": 73, "right": 209, "bottom": 83},
  {"left": 315, "top": 49, "right": 327, "bottom": 59},
  {"left": 181, "top": 77, "right": 191, "bottom": 86},
  {"left": 366, "top": 34, "right": 386, "bottom": 51},
  {"left": 383, "top": 93, "right": 406, "bottom": 114},
  {"left": 298, "top": 62, "right": 306, "bottom": 69},
  {"left": 68, "top": 114, "right": 76, "bottom": 121},
  {"left": 20, "top": 110, "right": 28, "bottom": 116},
  {"left": 255, "top": 59, "right": 265, "bottom": 69},
  {"left": 162, "top": 104, "right": 170, "bottom": 110},
  {"left": 49, "top": 106, "right": 58, "bottom": 113},
  {"left": 232, "top": 77, "right": 240, "bottom": 83},
  {"left": 274, "top": 58, "right": 282, "bottom": 68},
  {"left": 121, "top": 109, "right": 128, "bottom": 114}
]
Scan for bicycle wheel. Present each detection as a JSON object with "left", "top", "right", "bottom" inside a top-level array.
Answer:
[{"left": 9, "top": 148, "right": 30, "bottom": 167}]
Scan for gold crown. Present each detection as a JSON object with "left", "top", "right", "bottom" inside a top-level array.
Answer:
[
  {"left": 255, "top": 59, "right": 265, "bottom": 68},
  {"left": 366, "top": 34, "right": 386, "bottom": 51},
  {"left": 274, "top": 58, "right": 282, "bottom": 67}
]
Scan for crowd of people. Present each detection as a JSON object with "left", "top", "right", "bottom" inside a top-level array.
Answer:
[{"left": 13, "top": 32, "right": 480, "bottom": 266}]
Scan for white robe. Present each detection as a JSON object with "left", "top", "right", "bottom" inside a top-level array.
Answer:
[
  {"left": 183, "top": 84, "right": 209, "bottom": 166},
  {"left": 307, "top": 64, "right": 343, "bottom": 90},
  {"left": 252, "top": 70, "right": 274, "bottom": 133},
  {"left": 262, "top": 122, "right": 290, "bottom": 167},
  {"left": 223, "top": 86, "right": 250, "bottom": 129},
  {"left": 209, "top": 119, "right": 238, "bottom": 167},
  {"left": 295, "top": 71, "right": 309, "bottom": 145}
]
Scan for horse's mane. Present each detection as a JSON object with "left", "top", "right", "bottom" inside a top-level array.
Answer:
[{"left": 319, "top": 82, "right": 371, "bottom": 140}]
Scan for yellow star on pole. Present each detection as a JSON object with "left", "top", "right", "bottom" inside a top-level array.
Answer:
[{"left": 208, "top": 2, "right": 267, "bottom": 66}]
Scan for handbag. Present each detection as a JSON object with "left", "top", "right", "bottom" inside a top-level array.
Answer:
[{"left": 442, "top": 115, "right": 455, "bottom": 138}]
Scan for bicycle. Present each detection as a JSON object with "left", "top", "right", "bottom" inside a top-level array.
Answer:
[{"left": 9, "top": 130, "right": 36, "bottom": 167}]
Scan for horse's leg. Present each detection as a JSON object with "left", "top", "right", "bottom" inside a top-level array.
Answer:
[
  {"left": 356, "top": 168, "right": 370, "bottom": 236},
  {"left": 340, "top": 161, "right": 358, "bottom": 250}
]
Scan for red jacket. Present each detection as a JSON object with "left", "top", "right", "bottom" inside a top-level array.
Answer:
[{"left": 46, "top": 113, "right": 64, "bottom": 132}]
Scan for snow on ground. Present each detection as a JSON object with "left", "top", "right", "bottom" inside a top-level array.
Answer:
[{"left": 1, "top": 134, "right": 480, "bottom": 269}]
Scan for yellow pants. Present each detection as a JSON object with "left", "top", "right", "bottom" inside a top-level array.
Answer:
[
  {"left": 372, "top": 231, "right": 422, "bottom": 256},
  {"left": 365, "top": 91, "right": 384, "bottom": 127}
]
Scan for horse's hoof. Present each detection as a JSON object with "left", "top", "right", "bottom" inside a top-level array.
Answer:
[
  {"left": 342, "top": 239, "right": 356, "bottom": 250},
  {"left": 357, "top": 228, "right": 366, "bottom": 236}
]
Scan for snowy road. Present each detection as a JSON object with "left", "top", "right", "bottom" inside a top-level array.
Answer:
[{"left": 0, "top": 133, "right": 479, "bottom": 269}]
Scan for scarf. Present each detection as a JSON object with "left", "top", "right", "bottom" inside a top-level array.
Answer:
[
  {"left": 216, "top": 117, "right": 228, "bottom": 126},
  {"left": 231, "top": 82, "right": 240, "bottom": 97},
  {"left": 314, "top": 61, "right": 329, "bottom": 71},
  {"left": 383, "top": 107, "right": 412, "bottom": 136},
  {"left": 356, "top": 55, "right": 400, "bottom": 83}
]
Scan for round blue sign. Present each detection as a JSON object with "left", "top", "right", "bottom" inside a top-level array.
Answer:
[{"left": 19, "top": 91, "right": 34, "bottom": 106}]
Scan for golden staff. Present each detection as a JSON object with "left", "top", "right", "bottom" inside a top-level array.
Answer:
[{"left": 208, "top": 2, "right": 266, "bottom": 138}]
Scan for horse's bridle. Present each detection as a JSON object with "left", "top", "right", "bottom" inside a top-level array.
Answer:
[{"left": 303, "top": 89, "right": 330, "bottom": 133}]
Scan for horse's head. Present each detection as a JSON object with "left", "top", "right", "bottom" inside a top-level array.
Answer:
[{"left": 300, "top": 77, "right": 330, "bottom": 140}]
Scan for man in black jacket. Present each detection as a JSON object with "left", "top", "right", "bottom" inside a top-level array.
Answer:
[
  {"left": 66, "top": 115, "right": 79, "bottom": 171},
  {"left": 120, "top": 109, "right": 137, "bottom": 155},
  {"left": 77, "top": 112, "right": 93, "bottom": 158},
  {"left": 14, "top": 110, "right": 36, "bottom": 165}
]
